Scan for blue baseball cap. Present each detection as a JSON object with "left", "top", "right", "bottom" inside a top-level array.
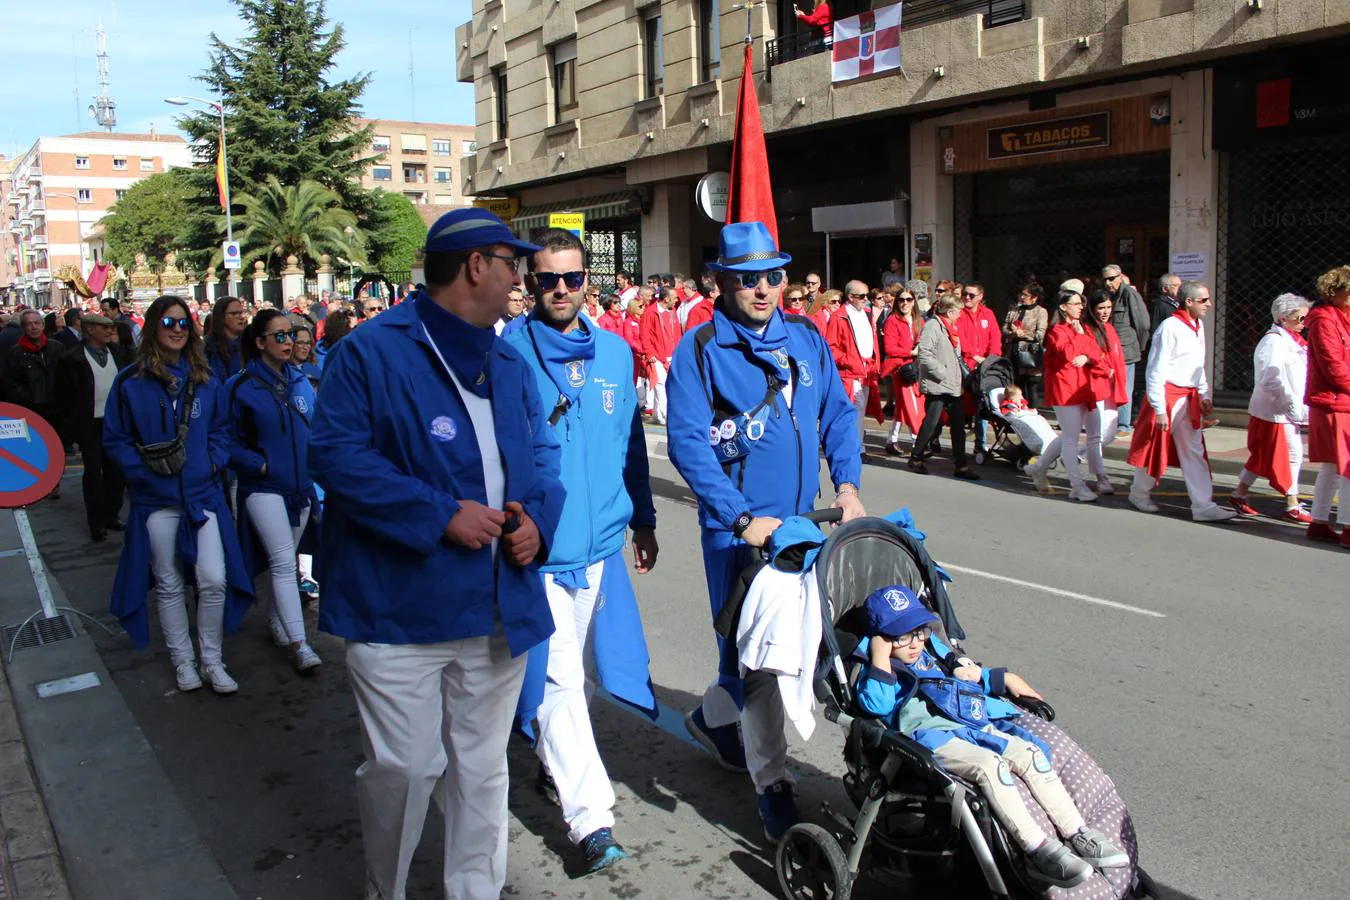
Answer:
[
  {"left": 864, "top": 585, "right": 937, "bottom": 639},
  {"left": 706, "top": 221, "right": 792, "bottom": 273},
  {"left": 425, "top": 208, "right": 542, "bottom": 256}
]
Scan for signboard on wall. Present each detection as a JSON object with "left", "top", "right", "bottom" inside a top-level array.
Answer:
[
  {"left": 474, "top": 197, "right": 521, "bottom": 221},
  {"left": 1213, "top": 49, "right": 1350, "bottom": 149},
  {"left": 987, "top": 112, "right": 1112, "bottom": 161},
  {"left": 696, "top": 172, "right": 730, "bottom": 223},
  {"left": 549, "top": 212, "right": 585, "bottom": 241},
  {"left": 1169, "top": 252, "right": 1208, "bottom": 283}
]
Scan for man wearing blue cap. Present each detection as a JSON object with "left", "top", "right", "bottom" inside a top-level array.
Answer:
[
  {"left": 666, "top": 220, "right": 867, "bottom": 844},
  {"left": 309, "top": 208, "right": 566, "bottom": 900}
]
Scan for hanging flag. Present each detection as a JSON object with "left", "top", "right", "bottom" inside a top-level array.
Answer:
[
  {"left": 215, "top": 125, "right": 228, "bottom": 209},
  {"left": 832, "top": 3, "right": 903, "bottom": 84},
  {"left": 726, "top": 42, "right": 778, "bottom": 244}
]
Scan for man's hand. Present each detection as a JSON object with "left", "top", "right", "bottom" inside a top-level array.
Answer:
[
  {"left": 1003, "top": 671, "right": 1043, "bottom": 700},
  {"left": 1156, "top": 410, "right": 1170, "bottom": 432},
  {"left": 740, "top": 516, "right": 782, "bottom": 548},
  {"left": 445, "top": 500, "right": 506, "bottom": 551},
  {"left": 953, "top": 664, "right": 982, "bottom": 682},
  {"left": 1200, "top": 397, "right": 1214, "bottom": 414},
  {"left": 631, "top": 527, "right": 658, "bottom": 574},
  {"left": 833, "top": 490, "right": 866, "bottom": 522},
  {"left": 501, "top": 501, "right": 541, "bottom": 567}
]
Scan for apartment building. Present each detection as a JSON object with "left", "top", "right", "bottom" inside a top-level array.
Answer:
[
  {"left": 3, "top": 131, "right": 192, "bottom": 305},
  {"left": 0, "top": 156, "right": 16, "bottom": 302},
  {"left": 355, "top": 118, "right": 478, "bottom": 223},
  {"left": 455, "top": 0, "right": 1350, "bottom": 399}
]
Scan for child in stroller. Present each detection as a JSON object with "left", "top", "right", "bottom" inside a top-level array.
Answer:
[
  {"left": 855, "top": 584, "right": 1128, "bottom": 889},
  {"left": 999, "top": 385, "right": 1064, "bottom": 488}
]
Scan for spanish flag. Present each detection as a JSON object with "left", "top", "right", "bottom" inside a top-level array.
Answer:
[{"left": 215, "top": 125, "right": 228, "bottom": 209}]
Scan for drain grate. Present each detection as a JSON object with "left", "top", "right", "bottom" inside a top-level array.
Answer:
[{"left": 3, "top": 615, "right": 76, "bottom": 652}]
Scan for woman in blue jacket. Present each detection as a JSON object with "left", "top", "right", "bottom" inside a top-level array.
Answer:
[
  {"left": 205, "top": 295, "right": 246, "bottom": 383},
  {"left": 104, "top": 296, "right": 253, "bottom": 695},
  {"left": 226, "top": 309, "right": 322, "bottom": 672}
]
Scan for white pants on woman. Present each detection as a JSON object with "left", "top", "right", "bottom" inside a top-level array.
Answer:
[
  {"left": 1238, "top": 421, "right": 1303, "bottom": 499},
  {"left": 244, "top": 492, "right": 311, "bottom": 644},
  {"left": 1312, "top": 465, "right": 1347, "bottom": 524},
  {"left": 146, "top": 508, "right": 226, "bottom": 667},
  {"left": 1051, "top": 404, "right": 1102, "bottom": 489},
  {"left": 651, "top": 361, "right": 669, "bottom": 424}
]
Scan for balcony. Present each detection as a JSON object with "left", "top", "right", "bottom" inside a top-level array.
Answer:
[
  {"left": 30, "top": 234, "right": 47, "bottom": 247},
  {"left": 766, "top": 0, "right": 1027, "bottom": 67}
]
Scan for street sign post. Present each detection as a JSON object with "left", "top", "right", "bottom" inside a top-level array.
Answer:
[{"left": 222, "top": 240, "right": 242, "bottom": 270}]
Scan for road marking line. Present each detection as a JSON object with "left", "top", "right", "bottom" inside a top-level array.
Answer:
[{"left": 940, "top": 563, "right": 1167, "bottom": 618}]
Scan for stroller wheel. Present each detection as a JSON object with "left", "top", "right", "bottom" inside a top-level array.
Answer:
[{"left": 776, "top": 823, "right": 853, "bottom": 900}]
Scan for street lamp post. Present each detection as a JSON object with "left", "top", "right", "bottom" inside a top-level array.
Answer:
[{"left": 165, "top": 95, "right": 236, "bottom": 293}]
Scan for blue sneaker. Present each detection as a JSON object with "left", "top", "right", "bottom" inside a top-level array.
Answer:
[
  {"left": 757, "top": 780, "right": 800, "bottom": 845},
  {"left": 579, "top": 827, "right": 627, "bottom": 874},
  {"left": 684, "top": 705, "right": 747, "bottom": 772}
]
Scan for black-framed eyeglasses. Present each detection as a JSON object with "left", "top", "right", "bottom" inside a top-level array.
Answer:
[
  {"left": 160, "top": 316, "right": 191, "bottom": 331},
  {"left": 365, "top": 305, "right": 385, "bottom": 313},
  {"left": 962, "top": 291, "right": 980, "bottom": 298},
  {"left": 887, "top": 626, "right": 931, "bottom": 646},
  {"left": 735, "top": 269, "right": 787, "bottom": 290},
  {"left": 533, "top": 271, "right": 587, "bottom": 292},
  {"left": 479, "top": 251, "right": 520, "bottom": 272},
  {"left": 267, "top": 330, "right": 294, "bottom": 344},
  {"left": 848, "top": 292, "right": 868, "bottom": 299},
  {"left": 1194, "top": 297, "right": 1212, "bottom": 304}
]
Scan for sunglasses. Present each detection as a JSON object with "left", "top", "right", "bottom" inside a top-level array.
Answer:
[
  {"left": 364, "top": 305, "right": 385, "bottom": 313},
  {"left": 160, "top": 316, "right": 191, "bottom": 331},
  {"left": 962, "top": 291, "right": 980, "bottom": 298},
  {"left": 533, "top": 271, "right": 587, "bottom": 292},
  {"left": 898, "top": 296, "right": 915, "bottom": 302},
  {"left": 266, "top": 330, "right": 294, "bottom": 344},
  {"left": 734, "top": 269, "right": 787, "bottom": 289},
  {"left": 935, "top": 287, "right": 947, "bottom": 294}
]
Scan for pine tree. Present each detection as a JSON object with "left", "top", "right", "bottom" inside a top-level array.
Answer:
[{"left": 175, "top": 0, "right": 376, "bottom": 273}]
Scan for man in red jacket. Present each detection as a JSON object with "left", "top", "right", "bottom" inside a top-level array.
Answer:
[
  {"left": 956, "top": 282, "right": 1000, "bottom": 455},
  {"left": 827, "top": 280, "right": 881, "bottom": 449},
  {"left": 640, "top": 287, "right": 680, "bottom": 424}
]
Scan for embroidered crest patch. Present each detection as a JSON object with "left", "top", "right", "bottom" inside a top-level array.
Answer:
[
  {"left": 797, "top": 361, "right": 814, "bottom": 386},
  {"left": 602, "top": 389, "right": 616, "bottom": 414},
  {"left": 565, "top": 360, "right": 586, "bottom": 388},
  {"left": 430, "top": 416, "right": 457, "bottom": 442}
]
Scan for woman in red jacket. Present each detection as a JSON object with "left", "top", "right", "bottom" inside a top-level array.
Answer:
[
  {"left": 596, "top": 295, "right": 625, "bottom": 334},
  {"left": 1029, "top": 289, "right": 1111, "bottom": 502},
  {"left": 1086, "top": 291, "right": 1130, "bottom": 493},
  {"left": 620, "top": 298, "right": 648, "bottom": 411},
  {"left": 1305, "top": 264, "right": 1350, "bottom": 545},
  {"left": 881, "top": 291, "right": 924, "bottom": 455}
]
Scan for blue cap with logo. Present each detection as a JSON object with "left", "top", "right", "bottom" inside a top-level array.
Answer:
[
  {"left": 425, "top": 208, "right": 542, "bottom": 256},
  {"left": 707, "top": 221, "right": 792, "bottom": 273},
  {"left": 864, "top": 584, "right": 938, "bottom": 638}
]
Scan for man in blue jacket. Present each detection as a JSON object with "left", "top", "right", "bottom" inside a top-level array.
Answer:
[
  {"left": 505, "top": 227, "right": 660, "bottom": 874},
  {"left": 309, "top": 208, "right": 566, "bottom": 900},
  {"left": 666, "top": 221, "right": 867, "bottom": 844}
]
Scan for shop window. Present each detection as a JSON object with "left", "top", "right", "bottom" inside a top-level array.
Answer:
[
  {"left": 552, "top": 39, "right": 578, "bottom": 124},
  {"left": 642, "top": 10, "right": 663, "bottom": 99}
]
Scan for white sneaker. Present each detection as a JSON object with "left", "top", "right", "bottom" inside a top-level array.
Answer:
[
  {"left": 294, "top": 642, "right": 322, "bottom": 672},
  {"left": 268, "top": 616, "right": 289, "bottom": 648},
  {"left": 175, "top": 661, "right": 202, "bottom": 692},
  {"left": 1030, "top": 466, "right": 1051, "bottom": 493},
  {"left": 1070, "top": 484, "right": 1098, "bottom": 503},
  {"left": 201, "top": 663, "right": 239, "bottom": 695},
  {"left": 1193, "top": 505, "right": 1238, "bottom": 523},
  {"left": 1129, "top": 492, "right": 1159, "bottom": 513},
  {"left": 1095, "top": 474, "right": 1115, "bottom": 495}
]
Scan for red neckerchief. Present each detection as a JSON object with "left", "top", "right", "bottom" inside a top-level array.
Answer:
[
  {"left": 17, "top": 333, "right": 46, "bottom": 353},
  {"left": 1171, "top": 309, "right": 1201, "bottom": 336},
  {"left": 1281, "top": 325, "right": 1308, "bottom": 350},
  {"left": 939, "top": 317, "right": 961, "bottom": 351}
]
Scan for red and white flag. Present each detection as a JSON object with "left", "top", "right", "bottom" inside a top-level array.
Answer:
[{"left": 831, "top": 3, "right": 903, "bottom": 83}]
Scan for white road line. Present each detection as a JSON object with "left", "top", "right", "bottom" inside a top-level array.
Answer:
[{"left": 940, "top": 562, "right": 1167, "bottom": 619}]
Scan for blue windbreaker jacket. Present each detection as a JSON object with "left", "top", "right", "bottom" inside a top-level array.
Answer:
[{"left": 225, "top": 360, "right": 318, "bottom": 519}]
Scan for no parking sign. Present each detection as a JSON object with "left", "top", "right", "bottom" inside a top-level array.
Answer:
[{"left": 0, "top": 404, "right": 64, "bottom": 509}]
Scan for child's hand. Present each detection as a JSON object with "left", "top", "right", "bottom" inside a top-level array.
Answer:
[
  {"left": 953, "top": 664, "right": 982, "bottom": 682},
  {"left": 869, "top": 637, "right": 894, "bottom": 671},
  {"left": 1004, "top": 672, "right": 1043, "bottom": 700}
]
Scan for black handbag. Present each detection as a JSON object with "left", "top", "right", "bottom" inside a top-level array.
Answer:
[
  {"left": 898, "top": 360, "right": 921, "bottom": 385},
  {"left": 134, "top": 377, "right": 196, "bottom": 478}
]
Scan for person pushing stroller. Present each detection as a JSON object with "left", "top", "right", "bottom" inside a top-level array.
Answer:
[{"left": 855, "top": 585, "right": 1129, "bottom": 889}]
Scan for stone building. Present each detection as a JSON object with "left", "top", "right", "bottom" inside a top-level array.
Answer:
[{"left": 354, "top": 118, "right": 479, "bottom": 224}]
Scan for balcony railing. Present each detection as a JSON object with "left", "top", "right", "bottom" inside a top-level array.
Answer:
[{"left": 766, "top": 0, "right": 1026, "bottom": 68}]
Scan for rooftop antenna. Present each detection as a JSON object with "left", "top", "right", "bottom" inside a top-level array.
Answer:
[
  {"left": 73, "top": 34, "right": 81, "bottom": 133},
  {"left": 408, "top": 29, "right": 416, "bottom": 122},
  {"left": 88, "top": 20, "right": 117, "bottom": 131}
]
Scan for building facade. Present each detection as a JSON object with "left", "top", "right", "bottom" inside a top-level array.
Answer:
[
  {"left": 354, "top": 118, "right": 479, "bottom": 224},
  {"left": 2, "top": 131, "right": 192, "bottom": 305},
  {"left": 456, "top": 0, "right": 1350, "bottom": 398},
  {"left": 0, "top": 156, "right": 16, "bottom": 300}
]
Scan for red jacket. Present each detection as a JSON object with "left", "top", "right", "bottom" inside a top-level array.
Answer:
[
  {"left": 597, "top": 309, "right": 624, "bottom": 335},
  {"left": 1305, "top": 304, "right": 1350, "bottom": 412},
  {"left": 809, "top": 309, "right": 831, "bottom": 335},
  {"left": 799, "top": 1, "right": 832, "bottom": 38},
  {"left": 640, "top": 305, "right": 680, "bottom": 364},
  {"left": 1089, "top": 322, "right": 1129, "bottom": 405},
  {"left": 955, "top": 304, "right": 1001, "bottom": 369},
  {"left": 620, "top": 314, "right": 644, "bottom": 358},
  {"left": 683, "top": 297, "right": 713, "bottom": 333},
  {"left": 1043, "top": 322, "right": 1109, "bottom": 407},
  {"left": 827, "top": 305, "right": 880, "bottom": 389},
  {"left": 879, "top": 314, "right": 919, "bottom": 379}
]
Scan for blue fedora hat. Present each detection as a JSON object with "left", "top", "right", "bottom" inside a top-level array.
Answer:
[{"left": 707, "top": 221, "right": 792, "bottom": 273}]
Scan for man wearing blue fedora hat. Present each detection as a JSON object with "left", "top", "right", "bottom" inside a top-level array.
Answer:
[{"left": 666, "top": 220, "right": 867, "bottom": 844}]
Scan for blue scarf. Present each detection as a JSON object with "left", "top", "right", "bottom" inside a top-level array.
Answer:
[
  {"left": 414, "top": 291, "right": 495, "bottom": 398},
  {"left": 525, "top": 314, "right": 596, "bottom": 410},
  {"left": 726, "top": 308, "right": 794, "bottom": 384}
]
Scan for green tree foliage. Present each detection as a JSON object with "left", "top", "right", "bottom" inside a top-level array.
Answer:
[
  {"left": 366, "top": 191, "right": 427, "bottom": 274},
  {"left": 97, "top": 170, "right": 194, "bottom": 268},
  {"left": 231, "top": 176, "right": 364, "bottom": 269}
]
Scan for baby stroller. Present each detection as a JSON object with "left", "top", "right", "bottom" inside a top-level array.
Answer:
[
  {"left": 774, "top": 509, "right": 1158, "bottom": 900},
  {"left": 967, "top": 356, "right": 1031, "bottom": 468}
]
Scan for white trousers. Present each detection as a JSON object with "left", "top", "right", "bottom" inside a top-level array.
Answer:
[
  {"left": 347, "top": 634, "right": 525, "bottom": 900},
  {"left": 1238, "top": 421, "right": 1303, "bottom": 499},
  {"left": 298, "top": 553, "right": 314, "bottom": 584},
  {"left": 536, "top": 562, "right": 616, "bottom": 844},
  {"left": 146, "top": 508, "right": 226, "bottom": 667},
  {"left": 651, "top": 361, "right": 669, "bottom": 424},
  {"left": 1312, "top": 465, "right": 1347, "bottom": 524},
  {"left": 1096, "top": 400, "right": 1121, "bottom": 449},
  {"left": 853, "top": 383, "right": 870, "bottom": 447},
  {"left": 245, "top": 493, "right": 311, "bottom": 644},
  {"left": 1131, "top": 395, "right": 1218, "bottom": 514},
  {"left": 1051, "top": 404, "right": 1103, "bottom": 489}
]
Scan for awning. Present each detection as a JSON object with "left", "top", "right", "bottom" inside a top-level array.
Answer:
[{"left": 512, "top": 191, "right": 645, "bottom": 233}]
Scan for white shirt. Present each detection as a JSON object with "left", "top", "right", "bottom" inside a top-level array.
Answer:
[
  {"left": 1144, "top": 314, "right": 1208, "bottom": 417},
  {"left": 85, "top": 346, "right": 117, "bottom": 419},
  {"left": 1248, "top": 326, "right": 1308, "bottom": 425},
  {"left": 619, "top": 286, "right": 639, "bottom": 305},
  {"left": 845, "top": 303, "right": 875, "bottom": 361}
]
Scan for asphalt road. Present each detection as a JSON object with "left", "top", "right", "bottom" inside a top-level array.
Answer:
[{"left": 25, "top": 436, "right": 1349, "bottom": 900}]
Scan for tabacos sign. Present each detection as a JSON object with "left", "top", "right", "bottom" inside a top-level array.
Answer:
[{"left": 987, "top": 111, "right": 1112, "bottom": 160}]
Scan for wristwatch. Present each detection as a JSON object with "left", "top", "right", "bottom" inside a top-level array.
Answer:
[{"left": 732, "top": 511, "right": 755, "bottom": 537}]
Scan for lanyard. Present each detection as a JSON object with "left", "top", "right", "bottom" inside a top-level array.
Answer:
[{"left": 526, "top": 324, "right": 574, "bottom": 427}]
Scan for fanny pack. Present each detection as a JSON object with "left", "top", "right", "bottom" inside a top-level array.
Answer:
[{"left": 134, "top": 376, "right": 196, "bottom": 478}]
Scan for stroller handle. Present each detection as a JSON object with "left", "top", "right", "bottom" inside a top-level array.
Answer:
[{"left": 801, "top": 508, "right": 845, "bottom": 525}]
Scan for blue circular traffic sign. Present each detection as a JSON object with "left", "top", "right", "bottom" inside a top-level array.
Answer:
[{"left": 0, "top": 404, "right": 65, "bottom": 508}]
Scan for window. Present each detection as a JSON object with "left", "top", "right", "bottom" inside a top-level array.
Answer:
[
  {"left": 77, "top": 188, "right": 92, "bottom": 203},
  {"left": 403, "top": 191, "right": 427, "bottom": 204},
  {"left": 400, "top": 133, "right": 427, "bottom": 153},
  {"left": 699, "top": 0, "right": 720, "bottom": 83},
  {"left": 552, "top": 39, "right": 578, "bottom": 123},
  {"left": 403, "top": 165, "right": 426, "bottom": 183},
  {"left": 115, "top": 189, "right": 127, "bottom": 201},
  {"left": 372, "top": 135, "right": 391, "bottom": 152},
  {"left": 112, "top": 157, "right": 127, "bottom": 170},
  {"left": 434, "top": 193, "right": 454, "bottom": 205},
  {"left": 642, "top": 10, "right": 663, "bottom": 98},
  {"left": 434, "top": 167, "right": 453, "bottom": 183},
  {"left": 494, "top": 67, "right": 509, "bottom": 140},
  {"left": 75, "top": 156, "right": 90, "bottom": 170},
  {"left": 139, "top": 158, "right": 154, "bottom": 172},
  {"left": 372, "top": 166, "right": 393, "bottom": 182},
  {"left": 432, "top": 139, "right": 451, "bottom": 155}
]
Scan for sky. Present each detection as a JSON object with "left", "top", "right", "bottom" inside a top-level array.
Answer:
[{"left": 0, "top": 0, "right": 478, "bottom": 159}]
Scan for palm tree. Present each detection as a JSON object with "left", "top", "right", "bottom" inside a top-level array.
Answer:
[{"left": 227, "top": 176, "right": 365, "bottom": 271}]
